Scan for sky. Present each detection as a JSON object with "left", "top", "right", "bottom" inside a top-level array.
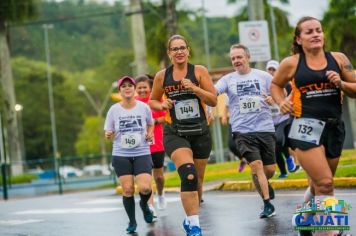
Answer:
[
  {"left": 176, "top": 0, "right": 329, "bottom": 26},
  {"left": 106, "top": 0, "right": 329, "bottom": 26}
]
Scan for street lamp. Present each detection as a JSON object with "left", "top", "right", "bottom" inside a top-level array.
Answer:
[
  {"left": 14, "top": 104, "right": 25, "bottom": 161},
  {"left": 78, "top": 82, "right": 116, "bottom": 165},
  {"left": 43, "top": 23, "right": 62, "bottom": 194}
]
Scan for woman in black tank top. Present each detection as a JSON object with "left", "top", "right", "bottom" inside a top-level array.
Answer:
[
  {"left": 148, "top": 35, "right": 216, "bottom": 235},
  {"left": 270, "top": 17, "right": 355, "bottom": 235}
]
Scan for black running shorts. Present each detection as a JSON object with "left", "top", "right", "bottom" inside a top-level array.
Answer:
[
  {"left": 163, "top": 124, "right": 212, "bottom": 159},
  {"left": 112, "top": 154, "right": 153, "bottom": 177},
  {"left": 151, "top": 151, "right": 165, "bottom": 169},
  {"left": 233, "top": 132, "right": 276, "bottom": 165}
]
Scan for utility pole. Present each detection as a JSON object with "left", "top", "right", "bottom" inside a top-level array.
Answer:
[
  {"left": 43, "top": 24, "right": 62, "bottom": 194},
  {"left": 201, "top": 0, "right": 224, "bottom": 162},
  {"left": 0, "top": 112, "right": 9, "bottom": 200},
  {"left": 129, "top": 0, "right": 148, "bottom": 75},
  {"left": 268, "top": 0, "right": 279, "bottom": 61},
  {"left": 247, "top": 0, "right": 265, "bottom": 69},
  {"left": 0, "top": 21, "right": 23, "bottom": 175}
]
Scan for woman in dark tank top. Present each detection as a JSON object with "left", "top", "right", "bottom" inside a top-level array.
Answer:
[
  {"left": 148, "top": 35, "right": 217, "bottom": 236},
  {"left": 270, "top": 16, "right": 356, "bottom": 236}
]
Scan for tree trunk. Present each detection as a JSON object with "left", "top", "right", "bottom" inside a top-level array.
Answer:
[
  {"left": 0, "top": 21, "right": 23, "bottom": 175},
  {"left": 129, "top": 0, "right": 148, "bottom": 76},
  {"left": 165, "top": 0, "right": 177, "bottom": 37}
]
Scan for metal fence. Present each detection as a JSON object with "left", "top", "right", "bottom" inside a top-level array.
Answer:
[{"left": 0, "top": 154, "right": 117, "bottom": 200}]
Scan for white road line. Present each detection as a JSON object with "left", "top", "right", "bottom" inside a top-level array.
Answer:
[
  {"left": 13, "top": 207, "right": 123, "bottom": 215},
  {"left": 77, "top": 199, "right": 120, "bottom": 205},
  {"left": 0, "top": 219, "right": 44, "bottom": 225},
  {"left": 77, "top": 196, "right": 181, "bottom": 205},
  {"left": 216, "top": 192, "right": 356, "bottom": 198}
]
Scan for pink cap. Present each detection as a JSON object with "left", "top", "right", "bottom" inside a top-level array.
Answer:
[{"left": 117, "top": 76, "right": 136, "bottom": 88}]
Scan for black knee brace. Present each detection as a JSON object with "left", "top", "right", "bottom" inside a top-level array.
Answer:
[{"left": 177, "top": 163, "right": 198, "bottom": 192}]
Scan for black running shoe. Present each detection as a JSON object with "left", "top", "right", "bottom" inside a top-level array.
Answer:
[
  {"left": 139, "top": 200, "right": 154, "bottom": 223},
  {"left": 268, "top": 183, "right": 275, "bottom": 200},
  {"left": 259, "top": 203, "right": 276, "bottom": 218},
  {"left": 126, "top": 222, "right": 137, "bottom": 234}
]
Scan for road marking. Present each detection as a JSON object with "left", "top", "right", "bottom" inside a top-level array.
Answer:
[
  {"left": 14, "top": 207, "right": 123, "bottom": 215},
  {"left": 77, "top": 199, "right": 119, "bottom": 205},
  {"left": 216, "top": 192, "right": 356, "bottom": 198},
  {"left": 0, "top": 219, "right": 44, "bottom": 225},
  {"left": 77, "top": 196, "right": 181, "bottom": 205}
]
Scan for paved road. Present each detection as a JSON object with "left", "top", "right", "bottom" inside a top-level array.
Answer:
[{"left": 0, "top": 189, "right": 355, "bottom": 236}]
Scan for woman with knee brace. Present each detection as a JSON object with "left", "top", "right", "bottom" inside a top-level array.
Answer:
[
  {"left": 104, "top": 76, "right": 155, "bottom": 234},
  {"left": 149, "top": 34, "right": 217, "bottom": 236}
]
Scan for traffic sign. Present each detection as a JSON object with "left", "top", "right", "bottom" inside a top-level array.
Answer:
[{"left": 238, "top": 20, "right": 271, "bottom": 62}]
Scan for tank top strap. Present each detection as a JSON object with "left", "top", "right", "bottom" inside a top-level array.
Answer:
[
  {"left": 325, "top": 52, "right": 341, "bottom": 73},
  {"left": 187, "top": 63, "right": 198, "bottom": 84}
]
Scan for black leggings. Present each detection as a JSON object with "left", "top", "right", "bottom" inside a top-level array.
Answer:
[{"left": 275, "top": 145, "right": 289, "bottom": 175}]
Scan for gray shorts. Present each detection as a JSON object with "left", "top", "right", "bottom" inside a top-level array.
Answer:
[{"left": 112, "top": 154, "right": 153, "bottom": 177}]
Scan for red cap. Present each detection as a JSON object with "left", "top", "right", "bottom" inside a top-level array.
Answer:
[{"left": 117, "top": 76, "right": 136, "bottom": 88}]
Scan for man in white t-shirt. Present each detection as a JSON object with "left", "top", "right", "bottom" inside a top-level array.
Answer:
[{"left": 215, "top": 44, "right": 276, "bottom": 219}]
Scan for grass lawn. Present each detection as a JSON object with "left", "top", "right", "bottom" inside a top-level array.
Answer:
[{"left": 164, "top": 149, "right": 356, "bottom": 188}]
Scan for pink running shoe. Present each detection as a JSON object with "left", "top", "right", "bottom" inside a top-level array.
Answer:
[{"left": 238, "top": 160, "right": 247, "bottom": 172}]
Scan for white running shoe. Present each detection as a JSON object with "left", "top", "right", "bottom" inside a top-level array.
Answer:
[{"left": 157, "top": 195, "right": 167, "bottom": 210}]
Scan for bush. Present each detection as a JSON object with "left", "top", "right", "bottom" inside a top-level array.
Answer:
[{"left": 0, "top": 174, "right": 38, "bottom": 185}]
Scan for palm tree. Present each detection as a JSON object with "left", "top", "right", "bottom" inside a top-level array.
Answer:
[
  {"left": 0, "top": 0, "right": 38, "bottom": 175},
  {"left": 322, "top": 0, "right": 356, "bottom": 65}
]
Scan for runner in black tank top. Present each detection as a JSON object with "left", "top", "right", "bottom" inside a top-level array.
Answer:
[
  {"left": 163, "top": 63, "right": 207, "bottom": 125},
  {"left": 271, "top": 17, "right": 356, "bottom": 236},
  {"left": 291, "top": 51, "right": 342, "bottom": 119},
  {"left": 148, "top": 35, "right": 217, "bottom": 236}
]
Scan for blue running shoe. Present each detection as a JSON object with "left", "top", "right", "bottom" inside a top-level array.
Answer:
[
  {"left": 286, "top": 156, "right": 296, "bottom": 172},
  {"left": 139, "top": 200, "right": 153, "bottom": 223},
  {"left": 182, "top": 219, "right": 190, "bottom": 234},
  {"left": 278, "top": 173, "right": 288, "bottom": 178},
  {"left": 126, "top": 222, "right": 137, "bottom": 234},
  {"left": 188, "top": 226, "right": 202, "bottom": 236}
]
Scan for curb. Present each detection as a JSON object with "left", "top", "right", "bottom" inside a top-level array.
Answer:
[
  {"left": 115, "top": 177, "right": 356, "bottom": 194},
  {"left": 216, "top": 177, "right": 356, "bottom": 191}
]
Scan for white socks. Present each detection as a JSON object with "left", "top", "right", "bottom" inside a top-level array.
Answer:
[
  {"left": 187, "top": 215, "right": 200, "bottom": 227},
  {"left": 303, "top": 186, "right": 314, "bottom": 203}
]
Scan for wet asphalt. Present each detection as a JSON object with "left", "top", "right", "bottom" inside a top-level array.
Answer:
[{"left": 0, "top": 188, "right": 355, "bottom": 236}]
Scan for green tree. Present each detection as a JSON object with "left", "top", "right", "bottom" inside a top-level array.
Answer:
[
  {"left": 0, "top": 0, "right": 39, "bottom": 174},
  {"left": 75, "top": 116, "right": 111, "bottom": 156},
  {"left": 322, "top": 0, "right": 356, "bottom": 65},
  {"left": 12, "top": 57, "right": 84, "bottom": 160},
  {"left": 10, "top": 0, "right": 131, "bottom": 71}
]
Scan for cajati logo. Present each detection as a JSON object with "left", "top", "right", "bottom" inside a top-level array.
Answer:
[{"left": 293, "top": 197, "right": 351, "bottom": 231}]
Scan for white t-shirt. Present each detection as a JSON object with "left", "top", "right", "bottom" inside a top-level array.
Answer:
[
  {"left": 215, "top": 68, "right": 275, "bottom": 133},
  {"left": 104, "top": 101, "right": 153, "bottom": 157}
]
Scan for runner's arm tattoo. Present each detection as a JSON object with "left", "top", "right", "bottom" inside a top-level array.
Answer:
[{"left": 341, "top": 54, "right": 356, "bottom": 81}]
